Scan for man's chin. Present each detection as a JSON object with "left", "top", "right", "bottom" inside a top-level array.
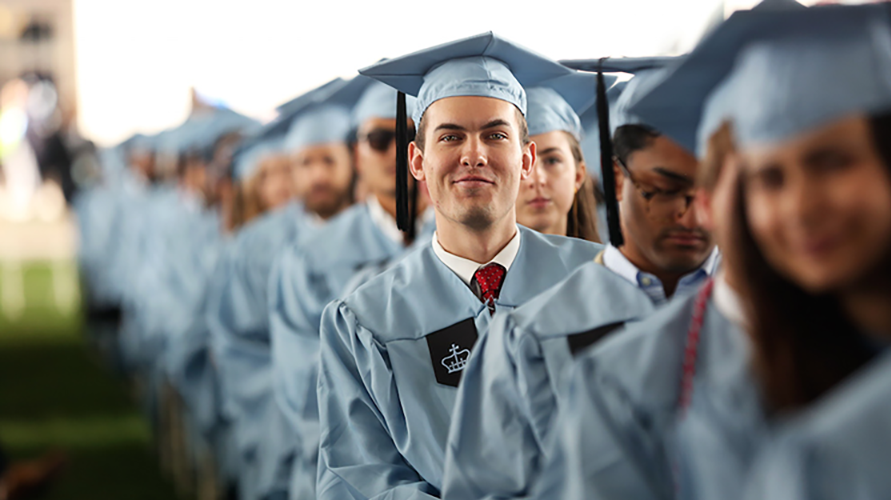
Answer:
[{"left": 306, "top": 198, "right": 344, "bottom": 219}]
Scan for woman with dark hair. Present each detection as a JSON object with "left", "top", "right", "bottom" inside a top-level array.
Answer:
[
  {"left": 516, "top": 86, "right": 601, "bottom": 242},
  {"left": 666, "top": 5, "right": 891, "bottom": 500}
]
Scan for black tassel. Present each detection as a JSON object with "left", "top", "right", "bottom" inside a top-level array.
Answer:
[
  {"left": 395, "top": 91, "right": 410, "bottom": 232},
  {"left": 597, "top": 60, "right": 624, "bottom": 246}
]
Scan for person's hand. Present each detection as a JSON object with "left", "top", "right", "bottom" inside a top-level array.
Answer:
[{"left": 0, "top": 450, "right": 67, "bottom": 500}]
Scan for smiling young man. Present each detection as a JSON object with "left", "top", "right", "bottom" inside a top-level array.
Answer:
[{"left": 314, "top": 33, "right": 602, "bottom": 500}]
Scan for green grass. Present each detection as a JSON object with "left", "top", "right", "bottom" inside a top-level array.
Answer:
[{"left": 0, "top": 260, "right": 182, "bottom": 500}]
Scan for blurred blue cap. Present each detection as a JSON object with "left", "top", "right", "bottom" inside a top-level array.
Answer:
[
  {"left": 232, "top": 136, "right": 283, "bottom": 181},
  {"left": 625, "top": 1, "right": 891, "bottom": 153},
  {"left": 351, "top": 79, "right": 418, "bottom": 130},
  {"left": 283, "top": 76, "right": 373, "bottom": 152}
]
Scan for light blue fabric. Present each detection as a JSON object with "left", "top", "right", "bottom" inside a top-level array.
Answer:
[
  {"left": 234, "top": 137, "right": 284, "bottom": 181},
  {"left": 351, "top": 80, "right": 418, "bottom": 129},
  {"left": 530, "top": 290, "right": 746, "bottom": 500},
  {"left": 74, "top": 185, "right": 127, "bottom": 309},
  {"left": 206, "top": 202, "right": 319, "bottom": 500},
  {"left": 526, "top": 87, "right": 583, "bottom": 139},
  {"left": 283, "top": 77, "right": 374, "bottom": 153},
  {"left": 316, "top": 228, "right": 601, "bottom": 500},
  {"left": 442, "top": 261, "right": 656, "bottom": 500},
  {"left": 269, "top": 203, "right": 430, "bottom": 500},
  {"left": 681, "top": 343, "right": 891, "bottom": 500},
  {"left": 359, "top": 32, "right": 573, "bottom": 127},
  {"left": 628, "top": 2, "right": 888, "bottom": 152}
]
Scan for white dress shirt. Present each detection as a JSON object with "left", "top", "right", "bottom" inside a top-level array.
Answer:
[{"left": 431, "top": 227, "right": 521, "bottom": 286}]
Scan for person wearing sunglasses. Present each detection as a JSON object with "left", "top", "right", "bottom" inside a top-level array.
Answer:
[
  {"left": 440, "top": 61, "right": 718, "bottom": 500},
  {"left": 266, "top": 79, "right": 436, "bottom": 500}
]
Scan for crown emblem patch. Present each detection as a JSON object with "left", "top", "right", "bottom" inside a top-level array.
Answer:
[
  {"left": 425, "top": 317, "right": 479, "bottom": 387},
  {"left": 441, "top": 344, "right": 471, "bottom": 374}
]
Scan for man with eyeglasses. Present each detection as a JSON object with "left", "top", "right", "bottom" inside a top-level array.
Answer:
[
  {"left": 440, "top": 65, "right": 719, "bottom": 500},
  {"left": 266, "top": 79, "right": 433, "bottom": 500}
]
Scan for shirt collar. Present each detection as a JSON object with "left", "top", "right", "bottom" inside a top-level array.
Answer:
[
  {"left": 366, "top": 195, "right": 403, "bottom": 244},
  {"left": 603, "top": 244, "right": 721, "bottom": 304},
  {"left": 367, "top": 195, "right": 434, "bottom": 245},
  {"left": 431, "top": 227, "right": 521, "bottom": 286}
]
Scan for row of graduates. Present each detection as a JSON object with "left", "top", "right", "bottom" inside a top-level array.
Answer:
[{"left": 76, "top": 1, "right": 891, "bottom": 498}]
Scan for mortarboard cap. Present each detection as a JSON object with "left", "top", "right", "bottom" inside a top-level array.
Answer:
[
  {"left": 283, "top": 76, "right": 374, "bottom": 153},
  {"left": 360, "top": 32, "right": 573, "bottom": 127},
  {"left": 359, "top": 32, "right": 573, "bottom": 236},
  {"left": 351, "top": 79, "right": 418, "bottom": 130},
  {"left": 625, "top": 1, "right": 891, "bottom": 156},
  {"left": 526, "top": 71, "right": 608, "bottom": 140},
  {"left": 232, "top": 136, "right": 283, "bottom": 181}
]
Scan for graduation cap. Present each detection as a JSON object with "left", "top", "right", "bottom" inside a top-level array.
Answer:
[
  {"left": 625, "top": 1, "right": 891, "bottom": 156},
  {"left": 232, "top": 136, "right": 284, "bottom": 181},
  {"left": 526, "top": 71, "right": 611, "bottom": 140},
  {"left": 283, "top": 76, "right": 375, "bottom": 154},
  {"left": 359, "top": 32, "right": 575, "bottom": 236},
  {"left": 351, "top": 79, "right": 418, "bottom": 130},
  {"left": 579, "top": 80, "right": 627, "bottom": 184},
  {"left": 276, "top": 78, "right": 346, "bottom": 116},
  {"left": 558, "top": 56, "right": 681, "bottom": 246}
]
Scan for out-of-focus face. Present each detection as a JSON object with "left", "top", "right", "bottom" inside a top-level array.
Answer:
[
  {"left": 356, "top": 117, "right": 408, "bottom": 200},
  {"left": 291, "top": 142, "right": 353, "bottom": 219},
  {"left": 409, "top": 96, "right": 534, "bottom": 231},
  {"left": 517, "top": 130, "right": 584, "bottom": 235},
  {"left": 257, "top": 155, "right": 295, "bottom": 211},
  {"left": 618, "top": 135, "right": 714, "bottom": 273},
  {"left": 741, "top": 115, "right": 891, "bottom": 293}
]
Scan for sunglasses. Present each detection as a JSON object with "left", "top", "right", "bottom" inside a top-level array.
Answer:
[{"left": 364, "top": 127, "right": 416, "bottom": 153}]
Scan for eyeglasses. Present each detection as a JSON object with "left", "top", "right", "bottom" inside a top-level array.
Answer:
[
  {"left": 615, "top": 156, "right": 695, "bottom": 219},
  {"left": 364, "top": 128, "right": 416, "bottom": 153}
]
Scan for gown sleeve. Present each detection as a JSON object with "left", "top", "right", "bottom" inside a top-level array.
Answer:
[
  {"left": 442, "top": 311, "right": 546, "bottom": 500},
  {"left": 268, "top": 247, "right": 330, "bottom": 500},
  {"left": 530, "top": 354, "right": 674, "bottom": 500},
  {"left": 317, "top": 300, "right": 441, "bottom": 500}
]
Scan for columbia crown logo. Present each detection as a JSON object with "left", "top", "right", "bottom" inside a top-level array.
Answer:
[{"left": 441, "top": 344, "right": 470, "bottom": 374}]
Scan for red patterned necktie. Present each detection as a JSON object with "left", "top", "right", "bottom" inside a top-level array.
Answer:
[{"left": 473, "top": 263, "right": 506, "bottom": 314}]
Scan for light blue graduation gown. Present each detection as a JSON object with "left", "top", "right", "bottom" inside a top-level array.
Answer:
[
  {"left": 268, "top": 203, "right": 428, "bottom": 500},
  {"left": 530, "top": 289, "right": 745, "bottom": 500},
  {"left": 684, "top": 345, "right": 891, "bottom": 500},
  {"left": 206, "top": 202, "right": 315, "bottom": 500},
  {"left": 74, "top": 185, "right": 125, "bottom": 309},
  {"left": 442, "top": 261, "right": 657, "bottom": 500},
  {"left": 316, "top": 227, "right": 601, "bottom": 500}
]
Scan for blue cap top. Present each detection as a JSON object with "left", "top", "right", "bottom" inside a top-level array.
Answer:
[
  {"left": 276, "top": 78, "right": 345, "bottom": 116},
  {"left": 526, "top": 70, "right": 605, "bottom": 139},
  {"left": 359, "top": 32, "right": 573, "bottom": 128},
  {"left": 233, "top": 136, "right": 283, "bottom": 181},
  {"left": 628, "top": 2, "right": 891, "bottom": 153},
  {"left": 351, "top": 80, "right": 418, "bottom": 130},
  {"left": 283, "top": 76, "right": 374, "bottom": 152}
]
